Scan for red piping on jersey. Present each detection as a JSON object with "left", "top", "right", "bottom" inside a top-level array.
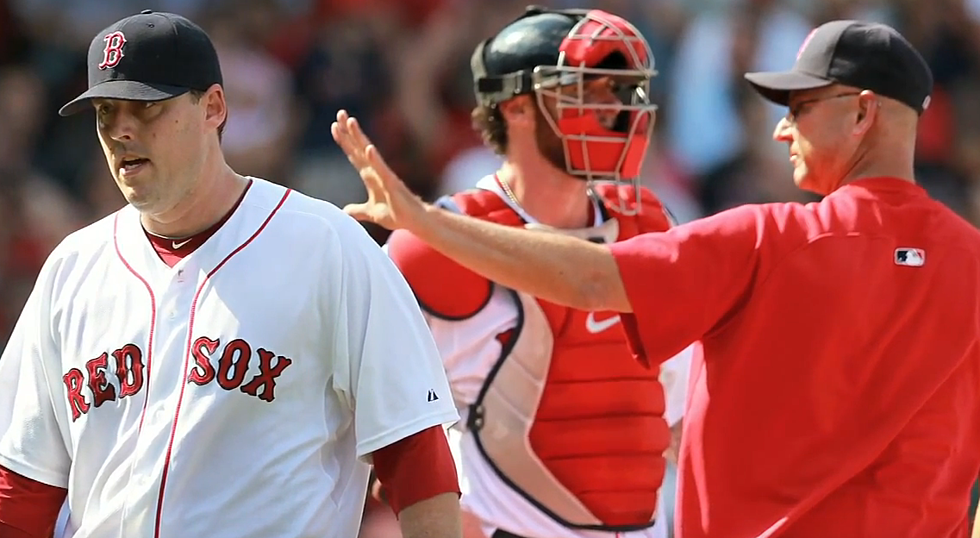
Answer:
[
  {"left": 113, "top": 213, "right": 158, "bottom": 436},
  {"left": 151, "top": 189, "right": 292, "bottom": 538}
]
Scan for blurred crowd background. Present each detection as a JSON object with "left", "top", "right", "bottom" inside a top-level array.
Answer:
[{"left": 3, "top": 0, "right": 980, "bottom": 534}]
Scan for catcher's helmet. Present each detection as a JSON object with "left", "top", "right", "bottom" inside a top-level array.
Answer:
[{"left": 471, "top": 5, "right": 658, "bottom": 214}]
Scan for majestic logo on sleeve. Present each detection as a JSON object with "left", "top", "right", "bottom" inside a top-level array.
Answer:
[
  {"left": 99, "top": 31, "right": 127, "bottom": 69},
  {"left": 63, "top": 338, "right": 293, "bottom": 421}
]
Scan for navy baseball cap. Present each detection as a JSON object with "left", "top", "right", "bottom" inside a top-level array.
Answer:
[
  {"left": 59, "top": 10, "right": 223, "bottom": 116},
  {"left": 744, "top": 20, "right": 934, "bottom": 114}
]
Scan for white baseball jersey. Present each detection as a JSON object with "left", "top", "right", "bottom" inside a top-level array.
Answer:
[
  {"left": 0, "top": 177, "right": 459, "bottom": 538},
  {"left": 388, "top": 178, "right": 691, "bottom": 538}
]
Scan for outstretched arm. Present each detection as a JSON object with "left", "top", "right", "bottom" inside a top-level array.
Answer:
[
  {"left": 408, "top": 204, "right": 630, "bottom": 312},
  {"left": 331, "top": 110, "right": 632, "bottom": 313}
]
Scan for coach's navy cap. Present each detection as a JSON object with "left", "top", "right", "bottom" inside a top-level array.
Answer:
[
  {"left": 59, "top": 10, "right": 223, "bottom": 116},
  {"left": 744, "top": 20, "right": 934, "bottom": 114}
]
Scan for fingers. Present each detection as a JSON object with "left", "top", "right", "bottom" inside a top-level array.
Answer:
[
  {"left": 332, "top": 109, "right": 417, "bottom": 231},
  {"left": 330, "top": 110, "right": 368, "bottom": 169},
  {"left": 344, "top": 112, "right": 373, "bottom": 155},
  {"left": 330, "top": 110, "right": 371, "bottom": 168},
  {"left": 332, "top": 110, "right": 387, "bottom": 194},
  {"left": 342, "top": 202, "right": 369, "bottom": 220},
  {"left": 344, "top": 202, "right": 393, "bottom": 228},
  {"left": 331, "top": 109, "right": 383, "bottom": 174}
]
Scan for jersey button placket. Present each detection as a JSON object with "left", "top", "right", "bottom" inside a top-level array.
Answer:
[{"left": 123, "top": 265, "right": 200, "bottom": 536}]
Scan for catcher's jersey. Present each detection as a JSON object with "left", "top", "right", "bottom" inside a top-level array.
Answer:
[{"left": 0, "top": 177, "right": 459, "bottom": 538}]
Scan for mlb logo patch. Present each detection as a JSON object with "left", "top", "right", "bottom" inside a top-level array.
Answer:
[{"left": 895, "top": 248, "right": 925, "bottom": 267}]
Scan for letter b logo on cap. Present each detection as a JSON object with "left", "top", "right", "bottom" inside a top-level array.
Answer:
[{"left": 100, "top": 31, "right": 127, "bottom": 70}]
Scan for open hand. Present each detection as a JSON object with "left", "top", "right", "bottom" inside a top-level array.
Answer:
[{"left": 330, "top": 109, "right": 426, "bottom": 230}]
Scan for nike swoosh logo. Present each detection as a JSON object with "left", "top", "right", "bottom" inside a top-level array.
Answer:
[
  {"left": 172, "top": 239, "right": 192, "bottom": 249},
  {"left": 585, "top": 312, "right": 621, "bottom": 334}
]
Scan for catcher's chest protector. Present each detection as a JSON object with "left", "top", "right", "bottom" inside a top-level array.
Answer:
[{"left": 441, "top": 187, "right": 671, "bottom": 531}]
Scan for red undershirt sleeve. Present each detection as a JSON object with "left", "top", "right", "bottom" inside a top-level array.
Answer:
[
  {"left": 608, "top": 204, "right": 769, "bottom": 366},
  {"left": 371, "top": 425, "right": 460, "bottom": 516},
  {"left": 0, "top": 465, "right": 66, "bottom": 538}
]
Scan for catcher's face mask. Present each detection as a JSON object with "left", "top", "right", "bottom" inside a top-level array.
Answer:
[
  {"left": 531, "top": 10, "right": 658, "bottom": 215},
  {"left": 472, "top": 7, "right": 659, "bottom": 215}
]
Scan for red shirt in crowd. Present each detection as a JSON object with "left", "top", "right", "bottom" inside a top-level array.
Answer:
[{"left": 610, "top": 176, "right": 980, "bottom": 538}]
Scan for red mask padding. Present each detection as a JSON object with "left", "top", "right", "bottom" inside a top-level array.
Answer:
[{"left": 557, "top": 111, "right": 652, "bottom": 178}]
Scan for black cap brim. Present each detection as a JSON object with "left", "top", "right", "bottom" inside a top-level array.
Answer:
[
  {"left": 743, "top": 70, "right": 834, "bottom": 107},
  {"left": 58, "top": 80, "right": 191, "bottom": 116}
]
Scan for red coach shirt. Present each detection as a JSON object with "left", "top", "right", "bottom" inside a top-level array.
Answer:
[{"left": 609, "top": 177, "right": 980, "bottom": 538}]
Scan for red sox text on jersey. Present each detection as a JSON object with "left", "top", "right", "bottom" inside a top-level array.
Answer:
[{"left": 62, "top": 339, "right": 294, "bottom": 420}]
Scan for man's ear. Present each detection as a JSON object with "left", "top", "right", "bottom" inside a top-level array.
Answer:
[
  {"left": 203, "top": 84, "right": 227, "bottom": 132},
  {"left": 498, "top": 95, "right": 534, "bottom": 127},
  {"left": 854, "top": 90, "right": 878, "bottom": 135}
]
